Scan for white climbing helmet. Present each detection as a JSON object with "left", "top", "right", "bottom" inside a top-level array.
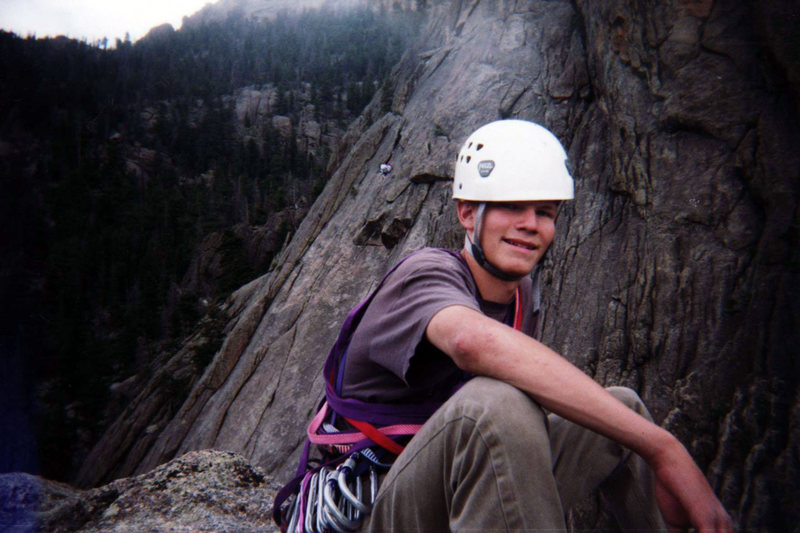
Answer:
[{"left": 453, "top": 119, "right": 574, "bottom": 201}]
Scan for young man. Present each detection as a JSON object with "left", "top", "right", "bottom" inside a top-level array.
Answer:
[{"left": 334, "top": 120, "right": 731, "bottom": 532}]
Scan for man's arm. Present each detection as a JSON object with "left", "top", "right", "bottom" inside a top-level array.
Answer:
[{"left": 427, "top": 304, "right": 732, "bottom": 533}]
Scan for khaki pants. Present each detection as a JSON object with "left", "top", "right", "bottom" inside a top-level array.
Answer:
[{"left": 361, "top": 377, "right": 667, "bottom": 532}]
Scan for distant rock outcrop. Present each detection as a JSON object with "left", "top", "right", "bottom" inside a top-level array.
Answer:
[
  {"left": 51, "top": 0, "right": 800, "bottom": 531},
  {"left": 180, "top": 0, "right": 400, "bottom": 28},
  {"left": 142, "top": 23, "right": 176, "bottom": 41}
]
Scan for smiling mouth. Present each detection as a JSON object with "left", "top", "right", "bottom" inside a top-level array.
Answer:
[{"left": 503, "top": 238, "right": 537, "bottom": 251}]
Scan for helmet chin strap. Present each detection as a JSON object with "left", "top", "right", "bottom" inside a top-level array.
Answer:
[{"left": 464, "top": 202, "right": 526, "bottom": 282}]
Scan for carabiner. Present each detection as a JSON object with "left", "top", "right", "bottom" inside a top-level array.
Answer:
[
  {"left": 321, "top": 505, "right": 351, "bottom": 533},
  {"left": 286, "top": 493, "right": 301, "bottom": 533},
  {"left": 338, "top": 458, "right": 371, "bottom": 515},
  {"left": 369, "top": 465, "right": 379, "bottom": 504},
  {"left": 323, "top": 477, "right": 361, "bottom": 531},
  {"left": 316, "top": 470, "right": 328, "bottom": 533},
  {"left": 303, "top": 471, "right": 318, "bottom": 533}
]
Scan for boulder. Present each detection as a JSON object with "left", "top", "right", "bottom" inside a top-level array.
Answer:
[{"left": 1, "top": 450, "right": 279, "bottom": 532}]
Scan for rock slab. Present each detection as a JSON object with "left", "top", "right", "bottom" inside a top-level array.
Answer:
[{"left": 1, "top": 450, "right": 279, "bottom": 532}]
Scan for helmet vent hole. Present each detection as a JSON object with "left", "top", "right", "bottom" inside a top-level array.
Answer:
[
  {"left": 466, "top": 156, "right": 471, "bottom": 163},
  {"left": 476, "top": 143, "right": 484, "bottom": 151},
  {"left": 468, "top": 142, "right": 473, "bottom": 148}
]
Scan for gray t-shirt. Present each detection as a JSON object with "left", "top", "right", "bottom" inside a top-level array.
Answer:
[{"left": 341, "top": 248, "right": 540, "bottom": 407}]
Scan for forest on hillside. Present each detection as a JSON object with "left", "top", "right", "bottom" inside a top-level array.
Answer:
[{"left": 0, "top": 5, "right": 423, "bottom": 481}]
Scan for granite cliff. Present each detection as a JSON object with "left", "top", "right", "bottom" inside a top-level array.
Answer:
[{"left": 5, "top": 0, "right": 798, "bottom": 531}]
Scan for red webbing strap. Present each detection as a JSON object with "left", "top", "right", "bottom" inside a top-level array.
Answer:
[
  {"left": 344, "top": 417, "right": 405, "bottom": 455},
  {"left": 512, "top": 286, "right": 522, "bottom": 331},
  {"left": 307, "top": 401, "right": 423, "bottom": 447}
]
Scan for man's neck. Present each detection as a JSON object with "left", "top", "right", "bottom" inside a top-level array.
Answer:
[{"left": 460, "top": 249, "right": 520, "bottom": 304}]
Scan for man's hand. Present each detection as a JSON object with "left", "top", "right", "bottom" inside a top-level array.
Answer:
[{"left": 650, "top": 442, "right": 733, "bottom": 533}]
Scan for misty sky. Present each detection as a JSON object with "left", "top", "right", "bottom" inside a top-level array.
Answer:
[{"left": 0, "top": 0, "right": 213, "bottom": 43}]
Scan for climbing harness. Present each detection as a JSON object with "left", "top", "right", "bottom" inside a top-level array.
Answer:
[{"left": 273, "top": 249, "right": 525, "bottom": 532}]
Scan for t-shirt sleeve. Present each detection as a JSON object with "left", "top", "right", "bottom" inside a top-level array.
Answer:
[{"left": 351, "top": 251, "right": 479, "bottom": 384}]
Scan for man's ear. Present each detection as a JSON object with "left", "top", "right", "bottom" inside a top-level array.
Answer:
[{"left": 456, "top": 201, "right": 477, "bottom": 232}]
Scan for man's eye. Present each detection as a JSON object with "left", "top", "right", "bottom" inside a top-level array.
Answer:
[{"left": 536, "top": 209, "right": 556, "bottom": 219}]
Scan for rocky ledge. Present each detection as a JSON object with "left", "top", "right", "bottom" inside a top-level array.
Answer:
[{"left": 0, "top": 450, "right": 281, "bottom": 533}]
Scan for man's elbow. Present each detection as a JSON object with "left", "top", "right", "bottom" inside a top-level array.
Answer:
[
  {"left": 428, "top": 306, "right": 501, "bottom": 374},
  {"left": 448, "top": 327, "right": 493, "bottom": 374}
]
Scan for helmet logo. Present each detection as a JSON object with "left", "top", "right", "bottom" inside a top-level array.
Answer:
[{"left": 478, "top": 160, "right": 495, "bottom": 178}]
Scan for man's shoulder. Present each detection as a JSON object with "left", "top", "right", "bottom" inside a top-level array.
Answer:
[{"left": 394, "top": 248, "right": 467, "bottom": 275}]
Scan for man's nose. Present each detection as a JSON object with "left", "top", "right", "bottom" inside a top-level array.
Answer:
[{"left": 517, "top": 206, "right": 539, "bottom": 231}]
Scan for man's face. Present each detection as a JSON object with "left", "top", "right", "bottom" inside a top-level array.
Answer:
[{"left": 459, "top": 201, "right": 558, "bottom": 278}]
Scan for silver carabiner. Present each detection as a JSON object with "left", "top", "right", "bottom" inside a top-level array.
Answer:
[
  {"left": 286, "top": 493, "right": 301, "bottom": 533},
  {"left": 323, "top": 477, "right": 361, "bottom": 531},
  {"left": 345, "top": 472, "right": 362, "bottom": 521},
  {"left": 321, "top": 505, "right": 351, "bottom": 533},
  {"left": 370, "top": 465, "right": 379, "bottom": 504},
  {"left": 303, "top": 471, "right": 318, "bottom": 533},
  {"left": 337, "top": 457, "right": 371, "bottom": 515},
  {"left": 316, "top": 470, "right": 328, "bottom": 533}
]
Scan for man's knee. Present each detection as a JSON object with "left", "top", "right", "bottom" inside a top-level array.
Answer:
[
  {"left": 607, "top": 386, "right": 652, "bottom": 421},
  {"left": 447, "top": 377, "right": 549, "bottom": 437},
  {"left": 454, "top": 382, "right": 650, "bottom": 426}
]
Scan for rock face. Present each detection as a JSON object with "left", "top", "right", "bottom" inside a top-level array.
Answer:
[
  {"left": 69, "top": 0, "right": 798, "bottom": 531},
  {"left": 546, "top": 2, "right": 800, "bottom": 531}
]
